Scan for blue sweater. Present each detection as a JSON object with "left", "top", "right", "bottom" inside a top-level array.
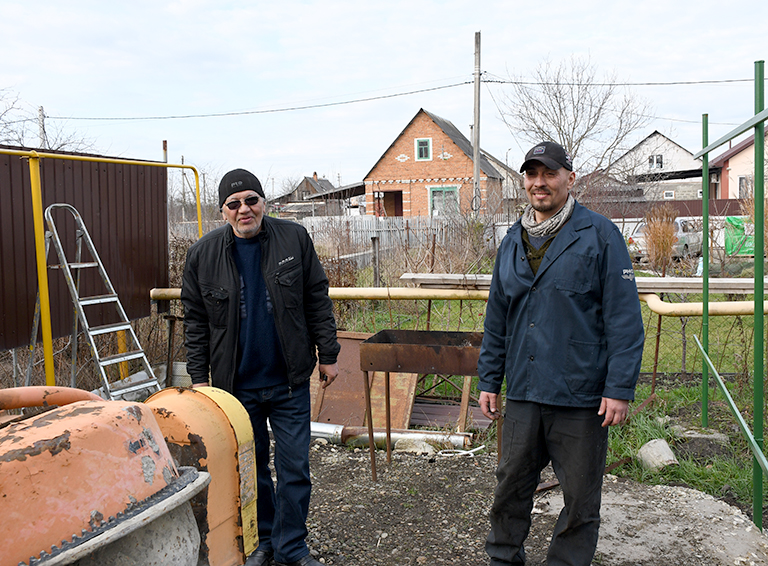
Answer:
[{"left": 232, "top": 235, "right": 288, "bottom": 390}]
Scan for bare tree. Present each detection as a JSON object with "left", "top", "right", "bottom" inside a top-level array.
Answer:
[
  {"left": 0, "top": 88, "right": 25, "bottom": 144},
  {"left": 277, "top": 175, "right": 302, "bottom": 199},
  {"left": 501, "top": 56, "right": 652, "bottom": 178},
  {"left": 0, "top": 89, "right": 94, "bottom": 152},
  {"left": 167, "top": 163, "right": 225, "bottom": 237}
]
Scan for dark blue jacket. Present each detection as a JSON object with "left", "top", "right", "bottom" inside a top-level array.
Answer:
[{"left": 477, "top": 202, "right": 644, "bottom": 407}]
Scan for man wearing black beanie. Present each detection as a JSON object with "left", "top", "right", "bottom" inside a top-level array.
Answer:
[{"left": 182, "top": 168, "right": 340, "bottom": 566}]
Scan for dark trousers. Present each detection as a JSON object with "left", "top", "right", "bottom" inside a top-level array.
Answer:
[
  {"left": 486, "top": 401, "right": 608, "bottom": 566},
  {"left": 237, "top": 381, "right": 312, "bottom": 564}
]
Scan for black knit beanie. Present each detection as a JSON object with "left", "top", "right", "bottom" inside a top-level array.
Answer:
[{"left": 218, "top": 169, "right": 265, "bottom": 209}]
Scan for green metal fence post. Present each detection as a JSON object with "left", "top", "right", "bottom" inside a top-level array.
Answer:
[
  {"left": 702, "top": 114, "right": 710, "bottom": 428},
  {"left": 753, "top": 60, "right": 765, "bottom": 531}
]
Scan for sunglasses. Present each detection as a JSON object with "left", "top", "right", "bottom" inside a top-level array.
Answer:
[{"left": 223, "top": 195, "right": 261, "bottom": 210}]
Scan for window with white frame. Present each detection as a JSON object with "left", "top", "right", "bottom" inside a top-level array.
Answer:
[
  {"left": 663, "top": 190, "right": 675, "bottom": 200},
  {"left": 416, "top": 138, "right": 432, "bottom": 161},
  {"left": 649, "top": 154, "right": 663, "bottom": 169},
  {"left": 430, "top": 186, "right": 458, "bottom": 216},
  {"left": 739, "top": 176, "right": 751, "bottom": 199}
]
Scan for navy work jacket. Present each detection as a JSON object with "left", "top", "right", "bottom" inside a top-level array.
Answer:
[{"left": 477, "top": 202, "right": 645, "bottom": 407}]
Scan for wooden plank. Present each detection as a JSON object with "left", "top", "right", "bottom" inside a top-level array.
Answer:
[
  {"left": 457, "top": 375, "right": 473, "bottom": 433},
  {"left": 400, "top": 272, "right": 492, "bottom": 289},
  {"left": 400, "top": 272, "right": 768, "bottom": 295},
  {"left": 634, "top": 277, "right": 768, "bottom": 294}
]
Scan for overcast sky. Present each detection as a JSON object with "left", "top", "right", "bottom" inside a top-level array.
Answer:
[{"left": 2, "top": 0, "right": 766, "bottom": 196}]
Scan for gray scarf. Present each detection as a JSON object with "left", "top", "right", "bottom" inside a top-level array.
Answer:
[{"left": 520, "top": 194, "right": 575, "bottom": 238}]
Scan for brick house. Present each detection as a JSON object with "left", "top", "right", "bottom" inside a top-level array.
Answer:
[{"left": 363, "top": 109, "right": 503, "bottom": 217}]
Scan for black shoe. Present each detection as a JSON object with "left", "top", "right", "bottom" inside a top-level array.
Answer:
[
  {"left": 275, "top": 554, "right": 323, "bottom": 566},
  {"left": 245, "top": 549, "right": 275, "bottom": 566}
]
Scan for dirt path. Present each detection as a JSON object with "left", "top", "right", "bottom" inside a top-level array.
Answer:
[{"left": 304, "top": 442, "right": 768, "bottom": 566}]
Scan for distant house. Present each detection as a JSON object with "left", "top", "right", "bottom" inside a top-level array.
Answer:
[
  {"left": 363, "top": 109, "right": 504, "bottom": 217},
  {"left": 609, "top": 131, "right": 703, "bottom": 202},
  {"left": 304, "top": 180, "right": 366, "bottom": 216},
  {"left": 481, "top": 149, "right": 524, "bottom": 215},
  {"left": 271, "top": 172, "right": 334, "bottom": 219},
  {"left": 709, "top": 132, "right": 768, "bottom": 199}
]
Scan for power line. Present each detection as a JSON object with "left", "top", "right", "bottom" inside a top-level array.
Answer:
[
  {"left": 483, "top": 77, "right": 756, "bottom": 87},
  {"left": 48, "top": 81, "right": 472, "bottom": 122},
  {"left": 41, "top": 74, "right": 759, "bottom": 124}
]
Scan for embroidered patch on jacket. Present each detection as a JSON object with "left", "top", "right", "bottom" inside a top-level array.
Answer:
[{"left": 622, "top": 268, "right": 635, "bottom": 281}]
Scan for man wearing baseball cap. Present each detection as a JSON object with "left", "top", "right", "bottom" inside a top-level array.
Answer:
[
  {"left": 478, "top": 142, "right": 644, "bottom": 565},
  {"left": 182, "top": 168, "right": 340, "bottom": 566}
]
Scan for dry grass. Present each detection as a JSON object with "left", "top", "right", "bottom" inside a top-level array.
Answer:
[{"left": 644, "top": 203, "right": 677, "bottom": 274}]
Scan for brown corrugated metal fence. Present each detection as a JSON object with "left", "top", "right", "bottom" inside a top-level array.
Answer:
[{"left": 0, "top": 145, "right": 168, "bottom": 351}]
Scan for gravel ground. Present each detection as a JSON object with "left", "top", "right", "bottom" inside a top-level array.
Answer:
[{"left": 301, "top": 440, "right": 768, "bottom": 566}]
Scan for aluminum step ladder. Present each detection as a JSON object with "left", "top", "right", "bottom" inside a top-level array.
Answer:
[{"left": 36, "top": 203, "right": 160, "bottom": 400}]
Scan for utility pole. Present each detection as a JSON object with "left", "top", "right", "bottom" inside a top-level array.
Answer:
[
  {"left": 472, "top": 32, "right": 482, "bottom": 214},
  {"left": 38, "top": 106, "right": 48, "bottom": 149},
  {"left": 181, "top": 156, "right": 187, "bottom": 223}
]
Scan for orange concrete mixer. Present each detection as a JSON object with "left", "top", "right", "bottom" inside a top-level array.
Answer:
[{"left": 0, "top": 386, "right": 257, "bottom": 566}]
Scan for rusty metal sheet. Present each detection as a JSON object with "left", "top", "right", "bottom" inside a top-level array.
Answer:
[
  {"left": 359, "top": 330, "right": 483, "bottom": 376},
  {"left": 309, "top": 331, "right": 417, "bottom": 429}
]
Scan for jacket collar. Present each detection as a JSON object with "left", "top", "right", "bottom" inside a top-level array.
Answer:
[{"left": 514, "top": 200, "right": 593, "bottom": 283}]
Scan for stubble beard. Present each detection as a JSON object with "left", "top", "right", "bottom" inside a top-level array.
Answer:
[{"left": 235, "top": 216, "right": 262, "bottom": 239}]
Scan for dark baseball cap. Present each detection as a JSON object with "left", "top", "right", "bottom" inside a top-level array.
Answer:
[
  {"left": 218, "top": 168, "right": 266, "bottom": 209},
  {"left": 520, "top": 141, "right": 573, "bottom": 172}
]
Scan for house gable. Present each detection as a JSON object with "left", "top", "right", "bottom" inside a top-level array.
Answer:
[
  {"left": 612, "top": 131, "right": 700, "bottom": 177},
  {"left": 364, "top": 108, "right": 503, "bottom": 217},
  {"left": 607, "top": 131, "right": 704, "bottom": 202}
]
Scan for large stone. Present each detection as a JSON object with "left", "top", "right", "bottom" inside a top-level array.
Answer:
[
  {"left": 394, "top": 438, "right": 436, "bottom": 455},
  {"left": 637, "top": 439, "right": 679, "bottom": 471},
  {"left": 670, "top": 425, "right": 729, "bottom": 445}
]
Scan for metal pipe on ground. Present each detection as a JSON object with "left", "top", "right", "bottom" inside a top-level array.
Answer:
[{"left": 309, "top": 422, "right": 471, "bottom": 449}]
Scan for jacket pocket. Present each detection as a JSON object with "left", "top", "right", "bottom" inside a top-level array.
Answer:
[
  {"left": 274, "top": 264, "right": 303, "bottom": 309},
  {"left": 564, "top": 338, "right": 607, "bottom": 395},
  {"left": 201, "top": 284, "right": 230, "bottom": 328},
  {"left": 554, "top": 252, "right": 596, "bottom": 294}
]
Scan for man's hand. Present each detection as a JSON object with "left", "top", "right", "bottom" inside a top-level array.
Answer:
[
  {"left": 479, "top": 391, "right": 502, "bottom": 420},
  {"left": 191, "top": 382, "right": 208, "bottom": 389},
  {"left": 318, "top": 363, "right": 339, "bottom": 389},
  {"left": 598, "top": 397, "right": 630, "bottom": 427}
]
